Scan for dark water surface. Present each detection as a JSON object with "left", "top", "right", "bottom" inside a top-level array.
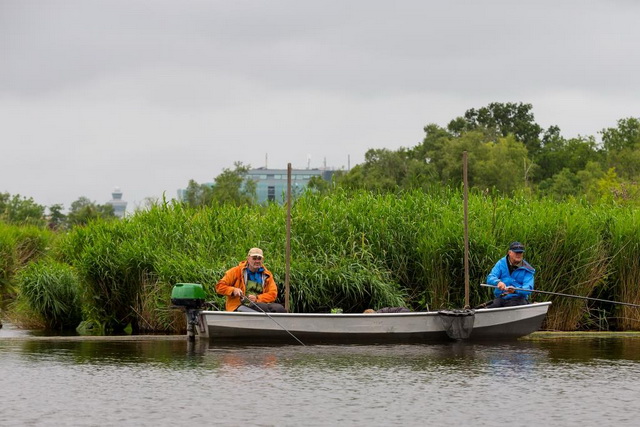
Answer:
[{"left": 2, "top": 327, "right": 640, "bottom": 426}]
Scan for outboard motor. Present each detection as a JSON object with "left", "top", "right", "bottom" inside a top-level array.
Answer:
[{"left": 171, "top": 283, "right": 206, "bottom": 341}]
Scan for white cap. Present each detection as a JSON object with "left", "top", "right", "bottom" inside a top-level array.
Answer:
[{"left": 247, "top": 247, "right": 264, "bottom": 258}]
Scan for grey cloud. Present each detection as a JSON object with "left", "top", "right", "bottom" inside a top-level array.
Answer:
[
  {"left": 3, "top": 0, "right": 639, "bottom": 98},
  {"left": 1, "top": 0, "right": 639, "bottom": 210}
]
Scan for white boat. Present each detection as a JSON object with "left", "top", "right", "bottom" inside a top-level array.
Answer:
[{"left": 194, "top": 302, "right": 551, "bottom": 344}]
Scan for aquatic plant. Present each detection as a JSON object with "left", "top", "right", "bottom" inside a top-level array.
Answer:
[
  {"left": 14, "top": 260, "right": 82, "bottom": 329},
  {"left": 0, "top": 222, "right": 54, "bottom": 303},
  {"left": 6, "top": 189, "right": 640, "bottom": 333},
  {"left": 486, "top": 195, "right": 610, "bottom": 330},
  {"left": 606, "top": 208, "right": 640, "bottom": 329}
]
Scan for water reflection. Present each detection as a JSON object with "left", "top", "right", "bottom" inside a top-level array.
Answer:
[
  {"left": 2, "top": 336, "right": 640, "bottom": 426},
  {"left": 537, "top": 336, "right": 640, "bottom": 361},
  {"left": 16, "top": 339, "right": 190, "bottom": 364},
  {"left": 5, "top": 336, "right": 640, "bottom": 366}
]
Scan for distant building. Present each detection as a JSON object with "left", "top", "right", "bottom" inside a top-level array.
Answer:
[
  {"left": 246, "top": 167, "right": 334, "bottom": 204},
  {"left": 107, "top": 187, "right": 127, "bottom": 218},
  {"left": 177, "top": 167, "right": 335, "bottom": 205}
]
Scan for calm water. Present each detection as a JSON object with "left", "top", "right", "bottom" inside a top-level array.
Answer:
[{"left": 2, "top": 324, "right": 640, "bottom": 426}]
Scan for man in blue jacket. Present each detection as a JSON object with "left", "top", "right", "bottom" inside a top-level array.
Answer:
[{"left": 485, "top": 242, "right": 535, "bottom": 308}]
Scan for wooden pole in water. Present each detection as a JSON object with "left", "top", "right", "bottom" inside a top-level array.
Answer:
[
  {"left": 285, "top": 163, "right": 292, "bottom": 312},
  {"left": 463, "top": 151, "right": 470, "bottom": 309}
]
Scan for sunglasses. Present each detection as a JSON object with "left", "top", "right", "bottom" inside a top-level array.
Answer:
[{"left": 250, "top": 256, "right": 263, "bottom": 260}]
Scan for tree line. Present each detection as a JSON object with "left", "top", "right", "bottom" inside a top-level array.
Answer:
[
  {"left": 328, "top": 102, "right": 639, "bottom": 203},
  {"left": 4, "top": 102, "right": 639, "bottom": 222},
  {"left": 187, "top": 102, "right": 640, "bottom": 206},
  {"left": 0, "top": 194, "right": 115, "bottom": 229}
]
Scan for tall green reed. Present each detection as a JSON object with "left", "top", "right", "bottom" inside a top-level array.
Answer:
[
  {"left": 483, "top": 195, "right": 610, "bottom": 330},
  {"left": 14, "top": 190, "right": 640, "bottom": 333},
  {"left": 0, "top": 222, "right": 55, "bottom": 303},
  {"left": 605, "top": 208, "right": 640, "bottom": 329},
  {"left": 14, "top": 260, "right": 82, "bottom": 329}
]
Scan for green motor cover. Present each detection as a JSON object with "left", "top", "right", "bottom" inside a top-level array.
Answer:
[{"left": 171, "top": 283, "right": 206, "bottom": 308}]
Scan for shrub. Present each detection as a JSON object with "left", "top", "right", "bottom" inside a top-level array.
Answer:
[{"left": 15, "top": 260, "right": 82, "bottom": 329}]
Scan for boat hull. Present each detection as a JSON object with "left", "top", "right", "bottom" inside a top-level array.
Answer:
[{"left": 196, "top": 302, "right": 551, "bottom": 344}]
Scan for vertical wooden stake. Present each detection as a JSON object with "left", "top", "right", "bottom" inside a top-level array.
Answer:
[
  {"left": 463, "top": 152, "right": 470, "bottom": 309},
  {"left": 285, "top": 163, "right": 292, "bottom": 312}
]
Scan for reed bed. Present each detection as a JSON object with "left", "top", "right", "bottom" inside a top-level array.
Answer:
[
  {"left": 14, "top": 260, "right": 82, "bottom": 329},
  {"left": 0, "top": 223, "right": 55, "bottom": 303},
  {"left": 6, "top": 189, "right": 640, "bottom": 333},
  {"left": 606, "top": 209, "right": 640, "bottom": 329},
  {"left": 489, "top": 197, "right": 610, "bottom": 330}
]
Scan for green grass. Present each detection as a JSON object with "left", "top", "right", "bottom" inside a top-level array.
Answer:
[
  {"left": 1, "top": 222, "right": 55, "bottom": 304},
  {"left": 14, "top": 260, "right": 82, "bottom": 329},
  {"left": 5, "top": 190, "right": 640, "bottom": 333}
]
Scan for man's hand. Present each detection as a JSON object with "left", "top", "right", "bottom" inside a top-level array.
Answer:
[
  {"left": 497, "top": 281, "right": 506, "bottom": 291},
  {"left": 247, "top": 294, "right": 257, "bottom": 303},
  {"left": 231, "top": 288, "right": 243, "bottom": 297},
  {"left": 506, "top": 286, "right": 516, "bottom": 294}
]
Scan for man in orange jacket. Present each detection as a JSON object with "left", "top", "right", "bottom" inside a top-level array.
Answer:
[{"left": 215, "top": 247, "right": 286, "bottom": 313}]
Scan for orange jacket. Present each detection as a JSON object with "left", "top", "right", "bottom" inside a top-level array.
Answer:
[{"left": 215, "top": 261, "right": 278, "bottom": 311}]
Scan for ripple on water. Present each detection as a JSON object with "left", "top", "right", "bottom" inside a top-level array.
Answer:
[{"left": 1, "top": 338, "right": 640, "bottom": 426}]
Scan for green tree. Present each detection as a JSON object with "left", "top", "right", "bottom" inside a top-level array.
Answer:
[
  {"left": 438, "top": 131, "right": 489, "bottom": 186},
  {"left": 334, "top": 148, "right": 437, "bottom": 192},
  {"left": 359, "top": 148, "right": 413, "bottom": 191},
  {"left": 608, "top": 149, "right": 640, "bottom": 181},
  {"left": 411, "top": 123, "right": 454, "bottom": 181},
  {"left": 601, "top": 117, "right": 640, "bottom": 152},
  {"left": 211, "top": 162, "right": 257, "bottom": 206},
  {"left": 576, "top": 161, "right": 606, "bottom": 202},
  {"left": 477, "top": 135, "right": 532, "bottom": 193},
  {"left": 182, "top": 179, "right": 214, "bottom": 208},
  {"left": 595, "top": 168, "right": 624, "bottom": 203},
  {"left": 0, "top": 193, "right": 45, "bottom": 225},
  {"left": 412, "top": 124, "right": 453, "bottom": 160},
  {"left": 601, "top": 118, "right": 640, "bottom": 181},
  {"left": 307, "top": 175, "right": 331, "bottom": 193},
  {"left": 438, "top": 132, "right": 530, "bottom": 193},
  {"left": 333, "top": 165, "right": 367, "bottom": 190},
  {"left": 539, "top": 168, "right": 581, "bottom": 200},
  {"left": 536, "top": 135, "right": 602, "bottom": 182},
  {"left": 47, "top": 204, "right": 67, "bottom": 230},
  {"left": 447, "top": 102, "right": 544, "bottom": 155},
  {"left": 67, "top": 197, "right": 115, "bottom": 227}
]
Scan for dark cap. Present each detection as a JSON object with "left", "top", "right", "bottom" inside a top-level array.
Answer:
[{"left": 509, "top": 242, "right": 525, "bottom": 253}]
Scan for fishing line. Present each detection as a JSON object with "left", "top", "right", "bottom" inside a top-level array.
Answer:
[
  {"left": 481, "top": 284, "right": 640, "bottom": 308},
  {"left": 242, "top": 296, "right": 306, "bottom": 346}
]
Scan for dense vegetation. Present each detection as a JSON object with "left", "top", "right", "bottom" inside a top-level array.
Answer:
[
  {"left": 2, "top": 190, "right": 640, "bottom": 333},
  {"left": 2, "top": 103, "right": 640, "bottom": 334},
  {"left": 326, "top": 103, "right": 640, "bottom": 204},
  {"left": 0, "top": 193, "right": 115, "bottom": 230}
]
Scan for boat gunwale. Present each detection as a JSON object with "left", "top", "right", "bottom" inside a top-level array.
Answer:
[{"left": 199, "top": 301, "right": 552, "bottom": 318}]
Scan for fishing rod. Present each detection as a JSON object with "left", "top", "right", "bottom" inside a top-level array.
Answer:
[
  {"left": 242, "top": 296, "right": 306, "bottom": 346},
  {"left": 481, "top": 284, "right": 640, "bottom": 308}
]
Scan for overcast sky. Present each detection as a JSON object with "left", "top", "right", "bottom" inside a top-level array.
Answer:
[{"left": 2, "top": 0, "right": 639, "bottom": 212}]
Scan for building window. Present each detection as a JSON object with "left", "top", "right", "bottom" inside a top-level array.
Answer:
[{"left": 267, "top": 186, "right": 276, "bottom": 202}]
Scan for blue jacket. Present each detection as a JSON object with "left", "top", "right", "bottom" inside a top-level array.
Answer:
[{"left": 486, "top": 256, "right": 535, "bottom": 300}]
